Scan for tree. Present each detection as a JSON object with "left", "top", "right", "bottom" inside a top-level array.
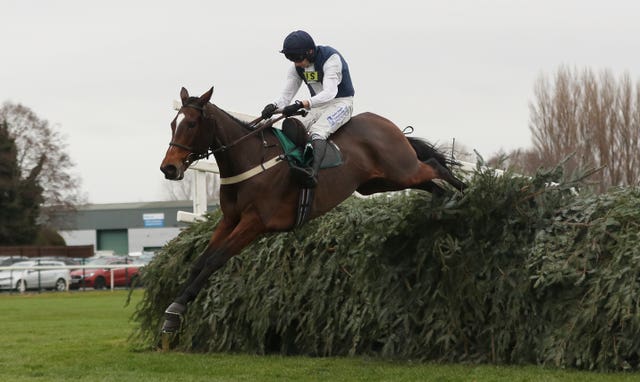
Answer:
[
  {"left": 486, "top": 147, "right": 542, "bottom": 176},
  {"left": 0, "top": 102, "right": 83, "bottom": 207},
  {"left": 0, "top": 102, "right": 83, "bottom": 241},
  {"left": 528, "top": 66, "right": 640, "bottom": 192},
  {"left": 0, "top": 102, "right": 85, "bottom": 214},
  {"left": 0, "top": 121, "right": 44, "bottom": 244}
]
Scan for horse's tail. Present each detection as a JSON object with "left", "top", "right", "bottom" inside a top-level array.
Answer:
[{"left": 406, "top": 137, "right": 458, "bottom": 170}]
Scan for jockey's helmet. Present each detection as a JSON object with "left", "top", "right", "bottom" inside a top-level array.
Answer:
[{"left": 280, "top": 30, "right": 316, "bottom": 62}]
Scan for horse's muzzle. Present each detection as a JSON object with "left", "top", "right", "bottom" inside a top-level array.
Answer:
[{"left": 160, "top": 164, "right": 184, "bottom": 180}]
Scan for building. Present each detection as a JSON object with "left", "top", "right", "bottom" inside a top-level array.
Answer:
[{"left": 51, "top": 201, "right": 218, "bottom": 255}]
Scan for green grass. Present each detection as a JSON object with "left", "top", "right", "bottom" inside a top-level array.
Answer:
[{"left": 0, "top": 291, "right": 638, "bottom": 381}]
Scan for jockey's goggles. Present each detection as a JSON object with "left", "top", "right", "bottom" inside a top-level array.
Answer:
[{"left": 284, "top": 52, "right": 306, "bottom": 63}]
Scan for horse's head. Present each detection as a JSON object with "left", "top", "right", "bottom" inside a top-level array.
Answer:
[{"left": 160, "top": 87, "right": 215, "bottom": 180}]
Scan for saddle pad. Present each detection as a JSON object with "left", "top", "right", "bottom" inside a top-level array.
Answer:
[{"left": 272, "top": 128, "right": 342, "bottom": 169}]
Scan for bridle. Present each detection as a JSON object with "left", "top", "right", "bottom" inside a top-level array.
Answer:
[{"left": 168, "top": 104, "right": 218, "bottom": 161}]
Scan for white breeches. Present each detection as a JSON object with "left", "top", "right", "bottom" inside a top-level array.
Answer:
[{"left": 293, "top": 97, "right": 354, "bottom": 140}]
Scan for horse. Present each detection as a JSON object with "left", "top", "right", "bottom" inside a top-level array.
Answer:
[{"left": 159, "top": 86, "right": 465, "bottom": 340}]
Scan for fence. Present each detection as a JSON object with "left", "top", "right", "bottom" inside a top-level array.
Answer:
[{"left": 177, "top": 160, "right": 220, "bottom": 223}]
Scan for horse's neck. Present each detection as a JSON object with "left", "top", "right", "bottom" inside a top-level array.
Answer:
[{"left": 206, "top": 104, "right": 261, "bottom": 176}]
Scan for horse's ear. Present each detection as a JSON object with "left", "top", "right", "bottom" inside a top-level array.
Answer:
[
  {"left": 180, "top": 87, "right": 189, "bottom": 104},
  {"left": 199, "top": 87, "right": 214, "bottom": 105}
]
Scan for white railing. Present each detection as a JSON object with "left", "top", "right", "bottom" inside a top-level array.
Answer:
[
  {"left": 458, "top": 160, "right": 506, "bottom": 176},
  {"left": 177, "top": 161, "right": 220, "bottom": 223}
]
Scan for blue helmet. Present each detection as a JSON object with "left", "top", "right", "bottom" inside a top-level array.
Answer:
[{"left": 280, "top": 30, "right": 316, "bottom": 61}]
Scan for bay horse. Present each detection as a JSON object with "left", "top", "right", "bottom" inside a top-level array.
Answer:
[{"left": 159, "top": 87, "right": 465, "bottom": 338}]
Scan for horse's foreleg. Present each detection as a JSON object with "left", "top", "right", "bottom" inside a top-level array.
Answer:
[
  {"left": 174, "top": 218, "right": 236, "bottom": 302},
  {"left": 161, "top": 211, "right": 266, "bottom": 334}
]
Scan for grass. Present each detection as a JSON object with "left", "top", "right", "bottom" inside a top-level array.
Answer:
[{"left": 0, "top": 291, "right": 639, "bottom": 382}]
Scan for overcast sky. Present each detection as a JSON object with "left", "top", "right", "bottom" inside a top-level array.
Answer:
[{"left": 2, "top": 0, "right": 640, "bottom": 204}]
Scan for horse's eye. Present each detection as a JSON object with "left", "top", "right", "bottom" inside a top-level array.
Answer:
[{"left": 187, "top": 121, "right": 196, "bottom": 129}]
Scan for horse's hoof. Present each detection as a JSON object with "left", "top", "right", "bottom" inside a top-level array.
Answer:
[{"left": 161, "top": 302, "right": 186, "bottom": 334}]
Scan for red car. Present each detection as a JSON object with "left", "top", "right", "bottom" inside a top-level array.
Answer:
[{"left": 69, "top": 257, "right": 141, "bottom": 289}]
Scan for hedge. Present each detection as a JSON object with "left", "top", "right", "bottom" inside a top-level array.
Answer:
[{"left": 131, "top": 164, "right": 640, "bottom": 371}]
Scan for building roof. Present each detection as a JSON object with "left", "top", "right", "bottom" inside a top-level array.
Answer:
[
  {"left": 51, "top": 200, "right": 218, "bottom": 230},
  {"left": 75, "top": 200, "right": 196, "bottom": 211}
]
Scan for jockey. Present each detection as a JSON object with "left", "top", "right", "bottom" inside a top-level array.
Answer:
[{"left": 261, "top": 30, "right": 355, "bottom": 188}]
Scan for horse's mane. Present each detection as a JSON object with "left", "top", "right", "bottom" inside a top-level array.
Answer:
[
  {"left": 219, "top": 109, "right": 253, "bottom": 130},
  {"left": 183, "top": 96, "right": 253, "bottom": 131}
]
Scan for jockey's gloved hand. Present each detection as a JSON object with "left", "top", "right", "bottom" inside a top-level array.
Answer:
[
  {"left": 282, "top": 100, "right": 304, "bottom": 117},
  {"left": 261, "top": 103, "right": 277, "bottom": 119}
]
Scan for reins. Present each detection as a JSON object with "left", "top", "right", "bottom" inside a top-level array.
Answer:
[
  {"left": 169, "top": 105, "right": 306, "bottom": 161},
  {"left": 213, "top": 113, "right": 288, "bottom": 154}
]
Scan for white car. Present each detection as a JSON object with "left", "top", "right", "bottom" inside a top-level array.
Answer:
[{"left": 0, "top": 260, "right": 70, "bottom": 292}]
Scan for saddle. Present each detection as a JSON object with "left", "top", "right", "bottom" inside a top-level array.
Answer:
[
  {"left": 272, "top": 118, "right": 344, "bottom": 227},
  {"left": 274, "top": 118, "right": 343, "bottom": 170}
]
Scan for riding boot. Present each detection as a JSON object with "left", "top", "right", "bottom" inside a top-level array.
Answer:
[
  {"left": 290, "top": 139, "right": 327, "bottom": 188},
  {"left": 309, "top": 138, "right": 327, "bottom": 186}
]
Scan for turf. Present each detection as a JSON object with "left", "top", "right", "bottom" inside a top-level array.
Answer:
[{"left": 0, "top": 290, "right": 638, "bottom": 381}]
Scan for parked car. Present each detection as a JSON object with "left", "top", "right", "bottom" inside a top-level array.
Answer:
[
  {"left": 0, "top": 256, "right": 29, "bottom": 266},
  {"left": 129, "top": 251, "right": 156, "bottom": 266},
  {"left": 0, "top": 260, "right": 70, "bottom": 292},
  {"left": 69, "top": 257, "right": 141, "bottom": 289},
  {"left": 34, "top": 256, "right": 83, "bottom": 267}
]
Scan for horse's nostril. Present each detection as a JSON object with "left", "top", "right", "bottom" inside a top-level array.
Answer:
[{"left": 161, "top": 164, "right": 178, "bottom": 179}]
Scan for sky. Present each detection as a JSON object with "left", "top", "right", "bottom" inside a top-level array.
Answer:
[{"left": 2, "top": 0, "right": 640, "bottom": 204}]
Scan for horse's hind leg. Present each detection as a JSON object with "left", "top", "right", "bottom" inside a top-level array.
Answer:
[
  {"left": 395, "top": 159, "right": 465, "bottom": 194},
  {"left": 356, "top": 165, "right": 450, "bottom": 196},
  {"left": 415, "top": 180, "right": 446, "bottom": 196},
  {"left": 423, "top": 158, "right": 466, "bottom": 192}
]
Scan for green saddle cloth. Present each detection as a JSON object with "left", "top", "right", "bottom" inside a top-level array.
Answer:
[
  {"left": 272, "top": 128, "right": 312, "bottom": 166},
  {"left": 272, "top": 128, "right": 343, "bottom": 169}
]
